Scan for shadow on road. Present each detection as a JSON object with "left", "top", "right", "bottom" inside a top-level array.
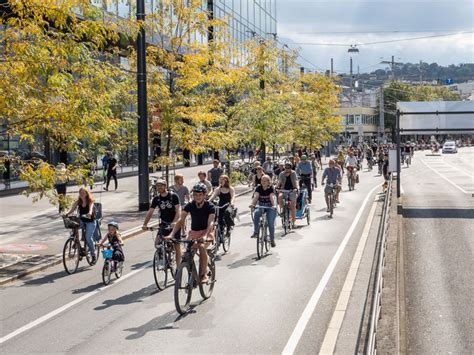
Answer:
[
  {"left": 403, "top": 208, "right": 474, "bottom": 219},
  {"left": 94, "top": 284, "right": 158, "bottom": 311}
]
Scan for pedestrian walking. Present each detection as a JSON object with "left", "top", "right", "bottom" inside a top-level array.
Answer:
[
  {"left": 170, "top": 173, "right": 190, "bottom": 207},
  {"left": 104, "top": 153, "right": 118, "bottom": 191},
  {"left": 54, "top": 163, "right": 68, "bottom": 213},
  {"left": 2, "top": 154, "right": 11, "bottom": 190},
  {"left": 101, "top": 152, "right": 109, "bottom": 184}
]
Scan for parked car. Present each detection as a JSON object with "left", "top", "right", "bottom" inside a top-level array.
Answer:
[{"left": 442, "top": 141, "right": 458, "bottom": 154}]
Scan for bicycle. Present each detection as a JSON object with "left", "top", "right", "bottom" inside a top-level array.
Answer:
[
  {"left": 62, "top": 215, "right": 101, "bottom": 274},
  {"left": 278, "top": 189, "right": 294, "bottom": 235},
  {"left": 347, "top": 168, "right": 355, "bottom": 191},
  {"left": 100, "top": 243, "right": 124, "bottom": 286},
  {"left": 251, "top": 206, "right": 275, "bottom": 260},
  {"left": 213, "top": 203, "right": 231, "bottom": 254},
  {"left": 149, "top": 177, "right": 159, "bottom": 199},
  {"left": 174, "top": 239, "right": 216, "bottom": 315},
  {"left": 325, "top": 183, "right": 337, "bottom": 218},
  {"left": 146, "top": 224, "right": 178, "bottom": 291}
]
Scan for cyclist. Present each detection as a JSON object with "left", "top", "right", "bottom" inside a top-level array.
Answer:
[
  {"left": 336, "top": 149, "right": 345, "bottom": 174},
  {"left": 344, "top": 150, "right": 358, "bottom": 188},
  {"left": 66, "top": 187, "right": 98, "bottom": 263},
  {"left": 209, "top": 175, "right": 235, "bottom": 237},
  {"left": 208, "top": 159, "right": 223, "bottom": 190},
  {"left": 296, "top": 155, "right": 313, "bottom": 203},
  {"left": 366, "top": 146, "right": 374, "bottom": 170},
  {"left": 170, "top": 173, "right": 190, "bottom": 207},
  {"left": 277, "top": 162, "right": 298, "bottom": 227},
  {"left": 197, "top": 170, "right": 212, "bottom": 197},
  {"left": 142, "top": 179, "right": 182, "bottom": 266},
  {"left": 252, "top": 166, "right": 264, "bottom": 188},
  {"left": 322, "top": 160, "right": 342, "bottom": 211},
  {"left": 98, "top": 221, "right": 125, "bottom": 266},
  {"left": 403, "top": 143, "right": 412, "bottom": 165},
  {"left": 262, "top": 156, "right": 274, "bottom": 179},
  {"left": 170, "top": 183, "right": 215, "bottom": 283},
  {"left": 250, "top": 175, "right": 277, "bottom": 245}
]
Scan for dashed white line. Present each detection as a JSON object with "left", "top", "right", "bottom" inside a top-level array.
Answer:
[
  {"left": 0, "top": 261, "right": 152, "bottom": 345},
  {"left": 282, "top": 184, "right": 379, "bottom": 355}
]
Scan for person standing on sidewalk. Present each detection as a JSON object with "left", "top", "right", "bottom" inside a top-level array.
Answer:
[
  {"left": 101, "top": 152, "right": 109, "bottom": 184},
  {"left": 66, "top": 187, "right": 97, "bottom": 263},
  {"left": 104, "top": 153, "right": 118, "bottom": 191},
  {"left": 208, "top": 159, "right": 223, "bottom": 190},
  {"left": 55, "top": 163, "right": 68, "bottom": 213}
]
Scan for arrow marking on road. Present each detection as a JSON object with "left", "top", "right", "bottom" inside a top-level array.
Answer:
[
  {"left": 282, "top": 184, "right": 379, "bottom": 355},
  {"left": 0, "top": 261, "right": 152, "bottom": 345}
]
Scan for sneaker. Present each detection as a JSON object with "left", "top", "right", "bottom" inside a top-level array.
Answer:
[
  {"left": 326, "top": 208, "right": 330, "bottom": 212},
  {"left": 251, "top": 233, "right": 257, "bottom": 239},
  {"left": 270, "top": 240, "right": 276, "bottom": 248},
  {"left": 103, "top": 187, "right": 108, "bottom": 191},
  {"left": 200, "top": 275, "right": 209, "bottom": 284},
  {"left": 91, "top": 256, "right": 97, "bottom": 264}
]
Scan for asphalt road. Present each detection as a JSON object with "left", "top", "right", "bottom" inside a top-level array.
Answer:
[
  {"left": 0, "top": 164, "right": 383, "bottom": 353},
  {"left": 401, "top": 147, "right": 474, "bottom": 354}
]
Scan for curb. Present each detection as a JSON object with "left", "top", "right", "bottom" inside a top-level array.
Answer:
[{"left": 0, "top": 188, "right": 253, "bottom": 286}]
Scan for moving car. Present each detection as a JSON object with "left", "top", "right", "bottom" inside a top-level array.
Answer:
[{"left": 442, "top": 141, "right": 458, "bottom": 154}]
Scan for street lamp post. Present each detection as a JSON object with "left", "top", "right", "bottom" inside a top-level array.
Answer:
[{"left": 137, "top": 0, "right": 150, "bottom": 211}]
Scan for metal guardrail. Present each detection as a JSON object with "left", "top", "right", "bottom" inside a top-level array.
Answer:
[{"left": 366, "top": 176, "right": 393, "bottom": 354}]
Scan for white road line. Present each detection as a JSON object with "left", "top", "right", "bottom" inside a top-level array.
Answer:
[
  {"left": 281, "top": 184, "right": 379, "bottom": 355},
  {"left": 318, "top": 197, "right": 379, "bottom": 354},
  {"left": 420, "top": 159, "right": 470, "bottom": 194},
  {"left": 440, "top": 157, "right": 474, "bottom": 178},
  {"left": 0, "top": 261, "right": 152, "bottom": 345}
]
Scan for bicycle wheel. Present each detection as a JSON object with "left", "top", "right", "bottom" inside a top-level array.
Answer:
[
  {"left": 85, "top": 242, "right": 98, "bottom": 266},
  {"left": 282, "top": 205, "right": 288, "bottom": 235},
  {"left": 167, "top": 249, "right": 177, "bottom": 279},
  {"left": 264, "top": 222, "right": 270, "bottom": 252},
  {"left": 257, "top": 223, "right": 265, "bottom": 259},
  {"left": 102, "top": 261, "right": 112, "bottom": 285},
  {"left": 214, "top": 228, "right": 221, "bottom": 254},
  {"left": 174, "top": 263, "right": 193, "bottom": 315},
  {"left": 153, "top": 248, "right": 168, "bottom": 290},
  {"left": 115, "top": 261, "right": 123, "bottom": 279},
  {"left": 222, "top": 229, "right": 231, "bottom": 253},
  {"left": 306, "top": 208, "right": 311, "bottom": 225},
  {"left": 62, "top": 238, "right": 80, "bottom": 274},
  {"left": 199, "top": 260, "right": 215, "bottom": 299},
  {"left": 329, "top": 194, "right": 334, "bottom": 218}
]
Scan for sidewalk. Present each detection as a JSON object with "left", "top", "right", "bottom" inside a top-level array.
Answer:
[{"left": 0, "top": 161, "right": 249, "bottom": 285}]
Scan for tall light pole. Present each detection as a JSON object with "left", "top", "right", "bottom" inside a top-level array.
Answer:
[{"left": 137, "top": 0, "right": 150, "bottom": 211}]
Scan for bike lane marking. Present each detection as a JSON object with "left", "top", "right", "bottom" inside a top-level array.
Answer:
[
  {"left": 319, "top": 196, "right": 379, "bottom": 354},
  {"left": 282, "top": 184, "right": 379, "bottom": 355},
  {"left": 0, "top": 261, "right": 152, "bottom": 345},
  {"left": 420, "top": 159, "right": 469, "bottom": 194}
]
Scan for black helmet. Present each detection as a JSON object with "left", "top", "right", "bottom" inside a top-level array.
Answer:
[{"left": 192, "top": 182, "right": 207, "bottom": 193}]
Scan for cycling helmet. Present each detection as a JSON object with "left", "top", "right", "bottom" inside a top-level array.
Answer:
[
  {"left": 107, "top": 221, "right": 119, "bottom": 230},
  {"left": 155, "top": 178, "right": 167, "bottom": 186},
  {"left": 301, "top": 155, "right": 308, "bottom": 160},
  {"left": 192, "top": 182, "right": 207, "bottom": 193}
]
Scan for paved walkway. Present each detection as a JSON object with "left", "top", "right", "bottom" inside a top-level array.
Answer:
[{"left": 0, "top": 162, "right": 251, "bottom": 284}]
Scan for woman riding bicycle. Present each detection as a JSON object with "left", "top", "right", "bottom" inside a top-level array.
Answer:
[
  {"left": 209, "top": 175, "right": 235, "bottom": 237},
  {"left": 250, "top": 175, "right": 277, "bottom": 247},
  {"left": 66, "top": 187, "right": 97, "bottom": 263}
]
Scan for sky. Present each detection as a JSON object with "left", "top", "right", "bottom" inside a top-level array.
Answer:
[{"left": 276, "top": 0, "right": 474, "bottom": 74}]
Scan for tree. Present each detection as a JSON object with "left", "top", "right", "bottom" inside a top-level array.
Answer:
[{"left": 0, "top": 0, "right": 136, "bottom": 201}]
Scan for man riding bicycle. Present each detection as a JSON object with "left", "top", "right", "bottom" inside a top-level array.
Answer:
[
  {"left": 322, "top": 160, "right": 342, "bottom": 211},
  {"left": 344, "top": 150, "right": 358, "bottom": 187},
  {"left": 169, "top": 183, "right": 215, "bottom": 283},
  {"left": 142, "top": 179, "right": 182, "bottom": 266},
  {"left": 277, "top": 163, "right": 298, "bottom": 227},
  {"left": 296, "top": 155, "right": 313, "bottom": 203}
]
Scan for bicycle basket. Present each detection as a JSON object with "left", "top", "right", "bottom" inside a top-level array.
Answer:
[
  {"left": 63, "top": 215, "right": 80, "bottom": 229},
  {"left": 101, "top": 249, "right": 113, "bottom": 260}
]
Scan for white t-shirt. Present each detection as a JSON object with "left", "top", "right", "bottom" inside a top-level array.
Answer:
[{"left": 345, "top": 155, "right": 358, "bottom": 167}]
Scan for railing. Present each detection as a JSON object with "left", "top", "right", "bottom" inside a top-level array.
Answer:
[{"left": 366, "top": 176, "right": 393, "bottom": 354}]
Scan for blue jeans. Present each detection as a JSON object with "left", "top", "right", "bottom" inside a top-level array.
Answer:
[
  {"left": 80, "top": 220, "right": 97, "bottom": 257},
  {"left": 253, "top": 207, "right": 276, "bottom": 240}
]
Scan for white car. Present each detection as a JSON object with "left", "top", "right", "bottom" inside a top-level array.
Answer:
[{"left": 442, "top": 141, "right": 458, "bottom": 154}]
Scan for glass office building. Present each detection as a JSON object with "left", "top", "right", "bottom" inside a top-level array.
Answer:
[{"left": 92, "top": 0, "right": 277, "bottom": 64}]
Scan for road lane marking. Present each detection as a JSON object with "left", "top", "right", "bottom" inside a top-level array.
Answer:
[
  {"left": 440, "top": 157, "right": 474, "bottom": 178},
  {"left": 282, "top": 184, "right": 379, "bottom": 355},
  {"left": 0, "top": 261, "right": 152, "bottom": 345},
  {"left": 319, "top": 197, "right": 378, "bottom": 354},
  {"left": 420, "top": 159, "right": 470, "bottom": 194}
]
